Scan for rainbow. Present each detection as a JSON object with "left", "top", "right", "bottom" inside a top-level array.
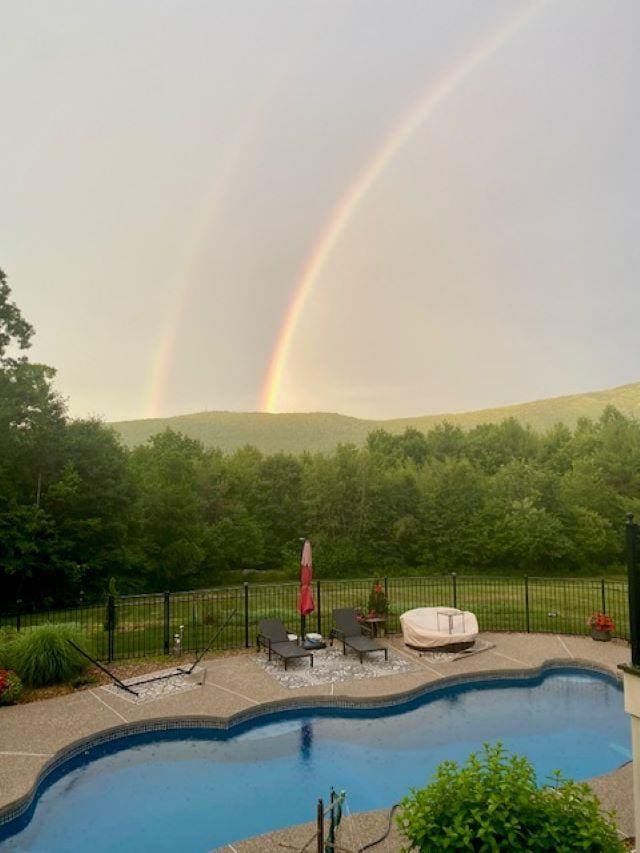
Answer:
[
  {"left": 259, "top": 1, "right": 545, "bottom": 413},
  {"left": 146, "top": 67, "right": 288, "bottom": 419}
]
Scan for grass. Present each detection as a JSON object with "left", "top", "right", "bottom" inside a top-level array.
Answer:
[
  {"left": 222, "top": 564, "right": 628, "bottom": 586},
  {"left": 0, "top": 574, "right": 629, "bottom": 664},
  {"left": 10, "top": 624, "right": 91, "bottom": 687}
]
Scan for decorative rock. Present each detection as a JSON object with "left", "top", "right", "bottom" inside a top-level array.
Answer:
[
  {"left": 257, "top": 646, "right": 416, "bottom": 689},
  {"left": 102, "top": 667, "right": 203, "bottom": 703}
]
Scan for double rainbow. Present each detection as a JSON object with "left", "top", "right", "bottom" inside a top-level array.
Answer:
[{"left": 146, "top": 3, "right": 545, "bottom": 419}]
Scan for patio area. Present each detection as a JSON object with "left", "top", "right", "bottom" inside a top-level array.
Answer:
[{"left": 0, "top": 631, "right": 633, "bottom": 851}]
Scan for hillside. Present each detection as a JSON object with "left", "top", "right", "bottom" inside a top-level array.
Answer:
[{"left": 109, "top": 381, "right": 640, "bottom": 454}]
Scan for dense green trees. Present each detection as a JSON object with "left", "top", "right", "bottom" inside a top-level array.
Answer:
[
  {"left": 1, "top": 268, "right": 640, "bottom": 608},
  {"left": 0, "top": 270, "right": 68, "bottom": 606},
  {"left": 8, "top": 405, "right": 629, "bottom": 606}
]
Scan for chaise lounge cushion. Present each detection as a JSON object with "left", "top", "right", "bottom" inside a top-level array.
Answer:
[{"left": 268, "top": 641, "right": 313, "bottom": 661}]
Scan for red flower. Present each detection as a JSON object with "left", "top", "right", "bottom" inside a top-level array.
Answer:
[
  {"left": 0, "top": 670, "right": 10, "bottom": 695},
  {"left": 587, "top": 612, "right": 615, "bottom": 633}
]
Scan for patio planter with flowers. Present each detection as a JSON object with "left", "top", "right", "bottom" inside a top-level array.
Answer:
[
  {"left": 587, "top": 612, "right": 615, "bottom": 642},
  {"left": 356, "top": 583, "right": 390, "bottom": 637},
  {"left": 0, "top": 669, "right": 23, "bottom": 705},
  {"left": 366, "top": 582, "right": 389, "bottom": 619}
]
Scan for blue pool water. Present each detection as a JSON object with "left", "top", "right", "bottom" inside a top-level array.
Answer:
[{"left": 0, "top": 668, "right": 630, "bottom": 852}]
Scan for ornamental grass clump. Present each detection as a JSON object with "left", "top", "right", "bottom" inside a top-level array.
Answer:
[
  {"left": 397, "top": 743, "right": 624, "bottom": 852},
  {"left": 11, "top": 624, "right": 89, "bottom": 687},
  {"left": 0, "top": 627, "right": 17, "bottom": 669}
]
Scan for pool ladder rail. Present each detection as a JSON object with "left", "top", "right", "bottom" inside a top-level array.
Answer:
[{"left": 307, "top": 788, "right": 399, "bottom": 853}]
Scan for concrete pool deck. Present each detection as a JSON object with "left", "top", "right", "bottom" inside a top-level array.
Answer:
[{"left": 0, "top": 632, "right": 633, "bottom": 850}]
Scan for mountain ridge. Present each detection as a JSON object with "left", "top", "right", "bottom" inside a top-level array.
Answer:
[{"left": 109, "top": 380, "right": 640, "bottom": 454}]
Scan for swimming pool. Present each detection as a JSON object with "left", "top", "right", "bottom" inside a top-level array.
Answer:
[{"left": 0, "top": 667, "right": 630, "bottom": 852}]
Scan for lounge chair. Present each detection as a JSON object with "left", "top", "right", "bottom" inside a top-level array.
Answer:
[
  {"left": 257, "top": 619, "right": 314, "bottom": 670},
  {"left": 330, "top": 608, "right": 388, "bottom": 663}
]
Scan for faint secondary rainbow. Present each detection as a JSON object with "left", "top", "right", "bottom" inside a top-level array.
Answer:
[
  {"left": 146, "top": 68, "right": 288, "bottom": 419},
  {"left": 259, "top": 1, "right": 546, "bottom": 413}
]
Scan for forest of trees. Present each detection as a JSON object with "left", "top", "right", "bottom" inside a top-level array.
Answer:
[{"left": 2, "top": 269, "right": 640, "bottom": 609}]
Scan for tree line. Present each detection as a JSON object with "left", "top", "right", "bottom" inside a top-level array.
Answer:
[{"left": 1, "top": 269, "right": 639, "bottom": 609}]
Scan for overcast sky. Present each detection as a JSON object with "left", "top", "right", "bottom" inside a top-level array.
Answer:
[{"left": 2, "top": 0, "right": 639, "bottom": 422}]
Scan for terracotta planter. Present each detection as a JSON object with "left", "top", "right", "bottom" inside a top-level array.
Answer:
[{"left": 590, "top": 628, "right": 612, "bottom": 642}]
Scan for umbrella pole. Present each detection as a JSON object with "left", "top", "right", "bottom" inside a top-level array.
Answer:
[{"left": 301, "top": 614, "right": 306, "bottom": 643}]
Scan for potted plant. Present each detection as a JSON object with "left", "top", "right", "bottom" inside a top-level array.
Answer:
[
  {"left": 367, "top": 582, "right": 389, "bottom": 619},
  {"left": 587, "top": 612, "right": 615, "bottom": 641},
  {"left": 355, "top": 584, "right": 390, "bottom": 637}
]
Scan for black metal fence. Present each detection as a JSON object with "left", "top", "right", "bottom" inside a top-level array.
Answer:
[{"left": 0, "top": 574, "right": 630, "bottom": 663}]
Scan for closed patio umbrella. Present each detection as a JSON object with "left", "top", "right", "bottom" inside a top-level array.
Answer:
[{"left": 299, "top": 538, "right": 315, "bottom": 640}]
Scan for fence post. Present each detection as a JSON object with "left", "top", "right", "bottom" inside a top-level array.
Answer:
[
  {"left": 524, "top": 577, "right": 530, "bottom": 633},
  {"left": 316, "top": 798, "right": 324, "bottom": 853},
  {"left": 316, "top": 579, "right": 322, "bottom": 635},
  {"left": 628, "top": 514, "right": 640, "bottom": 666},
  {"left": 16, "top": 599, "right": 22, "bottom": 632},
  {"left": 451, "top": 573, "right": 458, "bottom": 609},
  {"left": 163, "top": 591, "right": 171, "bottom": 655},
  {"left": 383, "top": 576, "right": 389, "bottom": 633},
  {"left": 601, "top": 578, "right": 606, "bottom": 614},
  {"left": 107, "top": 595, "right": 115, "bottom": 663},
  {"left": 244, "top": 582, "right": 250, "bottom": 648}
]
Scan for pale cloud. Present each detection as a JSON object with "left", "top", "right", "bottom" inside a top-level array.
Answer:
[{"left": 1, "top": 1, "right": 639, "bottom": 421}]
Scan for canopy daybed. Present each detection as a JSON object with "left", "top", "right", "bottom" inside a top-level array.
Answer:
[{"left": 399, "top": 607, "right": 479, "bottom": 652}]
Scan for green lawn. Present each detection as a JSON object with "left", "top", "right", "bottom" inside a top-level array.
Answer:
[{"left": 1, "top": 575, "right": 629, "bottom": 663}]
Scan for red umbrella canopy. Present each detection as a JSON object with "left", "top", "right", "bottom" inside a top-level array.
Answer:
[{"left": 299, "top": 539, "right": 315, "bottom": 616}]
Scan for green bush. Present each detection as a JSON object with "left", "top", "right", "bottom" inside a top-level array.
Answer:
[
  {"left": 0, "top": 627, "right": 17, "bottom": 669},
  {"left": 397, "top": 743, "right": 624, "bottom": 852},
  {"left": 0, "top": 669, "right": 23, "bottom": 705},
  {"left": 11, "top": 624, "right": 90, "bottom": 687}
]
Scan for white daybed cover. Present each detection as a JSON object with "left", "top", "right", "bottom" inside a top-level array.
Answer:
[{"left": 400, "top": 607, "right": 479, "bottom": 649}]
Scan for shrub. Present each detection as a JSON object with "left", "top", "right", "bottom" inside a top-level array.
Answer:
[
  {"left": 0, "top": 627, "right": 17, "bottom": 669},
  {"left": 0, "top": 669, "right": 23, "bottom": 705},
  {"left": 397, "top": 743, "right": 624, "bottom": 852},
  {"left": 11, "top": 624, "right": 90, "bottom": 687}
]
